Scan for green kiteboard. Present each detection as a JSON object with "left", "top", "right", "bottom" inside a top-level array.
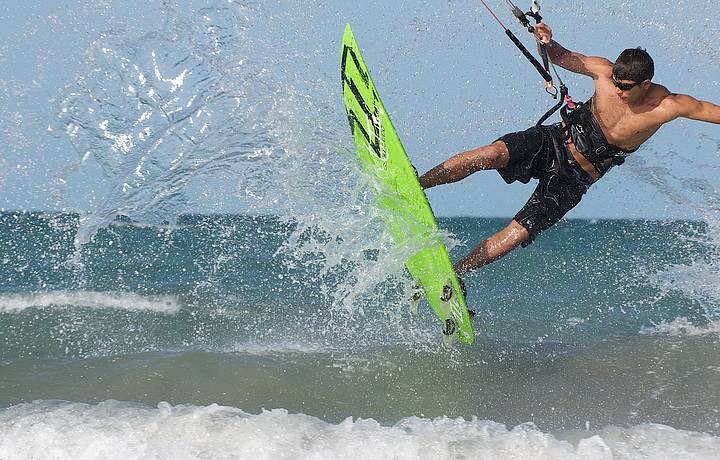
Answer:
[{"left": 341, "top": 25, "right": 474, "bottom": 344}]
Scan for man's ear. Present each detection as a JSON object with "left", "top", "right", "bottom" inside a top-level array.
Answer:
[{"left": 641, "top": 80, "right": 652, "bottom": 90}]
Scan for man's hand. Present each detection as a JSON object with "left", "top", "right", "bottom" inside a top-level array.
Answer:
[
  {"left": 533, "top": 23, "right": 613, "bottom": 79},
  {"left": 534, "top": 23, "right": 552, "bottom": 45}
]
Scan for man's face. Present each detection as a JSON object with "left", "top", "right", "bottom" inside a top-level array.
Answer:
[{"left": 612, "top": 74, "right": 649, "bottom": 103}]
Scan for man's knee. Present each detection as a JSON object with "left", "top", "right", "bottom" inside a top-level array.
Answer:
[
  {"left": 484, "top": 141, "right": 510, "bottom": 170},
  {"left": 459, "top": 141, "right": 509, "bottom": 172},
  {"left": 486, "top": 220, "right": 530, "bottom": 256},
  {"left": 507, "top": 219, "right": 531, "bottom": 247},
  {"left": 512, "top": 217, "right": 553, "bottom": 248}
]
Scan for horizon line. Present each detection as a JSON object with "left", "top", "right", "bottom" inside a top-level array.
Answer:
[{"left": 0, "top": 209, "right": 704, "bottom": 224}]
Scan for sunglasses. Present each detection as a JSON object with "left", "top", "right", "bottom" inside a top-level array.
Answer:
[{"left": 612, "top": 74, "right": 642, "bottom": 91}]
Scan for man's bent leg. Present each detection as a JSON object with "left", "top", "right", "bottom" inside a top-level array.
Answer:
[
  {"left": 419, "top": 141, "right": 509, "bottom": 189},
  {"left": 455, "top": 169, "right": 590, "bottom": 275},
  {"left": 454, "top": 220, "right": 529, "bottom": 275}
]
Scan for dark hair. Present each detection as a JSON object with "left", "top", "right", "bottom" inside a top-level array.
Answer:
[{"left": 613, "top": 48, "right": 654, "bottom": 82}]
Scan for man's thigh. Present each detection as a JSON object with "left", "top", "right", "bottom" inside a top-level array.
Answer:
[{"left": 513, "top": 173, "right": 588, "bottom": 246}]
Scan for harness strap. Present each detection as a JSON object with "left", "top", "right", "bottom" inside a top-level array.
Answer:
[{"left": 561, "top": 100, "right": 634, "bottom": 176}]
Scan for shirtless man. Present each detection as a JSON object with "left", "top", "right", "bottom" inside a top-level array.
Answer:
[{"left": 419, "top": 22, "right": 720, "bottom": 275}]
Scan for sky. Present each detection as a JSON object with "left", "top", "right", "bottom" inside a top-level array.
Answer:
[{"left": 1, "top": 0, "right": 719, "bottom": 220}]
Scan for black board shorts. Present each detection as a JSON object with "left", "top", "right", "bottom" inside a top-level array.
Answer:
[{"left": 496, "top": 123, "right": 595, "bottom": 246}]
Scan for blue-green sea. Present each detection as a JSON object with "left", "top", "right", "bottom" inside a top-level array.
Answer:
[{"left": 2, "top": 212, "right": 719, "bottom": 458}]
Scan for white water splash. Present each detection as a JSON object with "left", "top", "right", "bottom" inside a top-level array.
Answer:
[
  {"left": 0, "top": 291, "right": 180, "bottom": 314},
  {"left": 0, "top": 400, "right": 718, "bottom": 460},
  {"left": 52, "top": 3, "right": 280, "bottom": 252},
  {"left": 639, "top": 317, "right": 720, "bottom": 337}
]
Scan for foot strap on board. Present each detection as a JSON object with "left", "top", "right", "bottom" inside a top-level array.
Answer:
[
  {"left": 442, "top": 319, "right": 457, "bottom": 336},
  {"left": 440, "top": 283, "right": 453, "bottom": 302}
]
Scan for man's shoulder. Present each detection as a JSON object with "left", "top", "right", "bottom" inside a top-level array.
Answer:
[
  {"left": 641, "top": 85, "right": 677, "bottom": 116},
  {"left": 656, "top": 89, "right": 695, "bottom": 118},
  {"left": 650, "top": 83, "right": 671, "bottom": 95}
]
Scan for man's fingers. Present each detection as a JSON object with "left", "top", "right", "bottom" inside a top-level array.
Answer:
[
  {"left": 535, "top": 24, "right": 552, "bottom": 44},
  {"left": 535, "top": 31, "right": 550, "bottom": 43}
]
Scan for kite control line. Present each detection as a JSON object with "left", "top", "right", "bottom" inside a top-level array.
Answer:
[
  {"left": 478, "top": 0, "right": 574, "bottom": 125},
  {"left": 479, "top": 0, "right": 553, "bottom": 87}
]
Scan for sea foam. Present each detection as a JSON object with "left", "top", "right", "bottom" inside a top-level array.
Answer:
[
  {"left": 639, "top": 316, "right": 720, "bottom": 337},
  {"left": 0, "top": 291, "right": 180, "bottom": 314},
  {"left": 0, "top": 400, "right": 718, "bottom": 460}
]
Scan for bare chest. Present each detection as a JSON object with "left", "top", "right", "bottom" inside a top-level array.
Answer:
[{"left": 592, "top": 87, "right": 667, "bottom": 149}]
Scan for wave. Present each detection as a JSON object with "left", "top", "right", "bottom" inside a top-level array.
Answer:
[
  {"left": 225, "top": 341, "right": 333, "bottom": 356},
  {"left": 0, "top": 291, "right": 180, "bottom": 314},
  {"left": 0, "top": 400, "right": 717, "bottom": 460},
  {"left": 649, "top": 261, "right": 720, "bottom": 313},
  {"left": 639, "top": 316, "right": 720, "bottom": 337}
]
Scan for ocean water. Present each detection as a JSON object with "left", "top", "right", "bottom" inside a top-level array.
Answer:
[
  {"left": 1, "top": 213, "right": 720, "bottom": 459},
  {"left": 2, "top": 0, "right": 720, "bottom": 458}
]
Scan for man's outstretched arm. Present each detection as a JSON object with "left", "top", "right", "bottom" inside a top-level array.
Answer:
[
  {"left": 535, "top": 23, "right": 613, "bottom": 79},
  {"left": 668, "top": 94, "right": 720, "bottom": 124}
]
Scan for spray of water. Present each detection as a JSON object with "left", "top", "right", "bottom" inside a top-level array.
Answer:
[{"left": 47, "top": 1, "right": 441, "bottom": 348}]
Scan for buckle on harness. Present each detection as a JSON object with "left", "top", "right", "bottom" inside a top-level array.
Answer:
[{"left": 564, "top": 95, "right": 576, "bottom": 110}]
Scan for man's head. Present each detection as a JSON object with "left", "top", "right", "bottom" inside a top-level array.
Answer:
[{"left": 612, "top": 48, "right": 654, "bottom": 101}]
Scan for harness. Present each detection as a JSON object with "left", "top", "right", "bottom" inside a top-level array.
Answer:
[{"left": 561, "top": 99, "right": 639, "bottom": 176}]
